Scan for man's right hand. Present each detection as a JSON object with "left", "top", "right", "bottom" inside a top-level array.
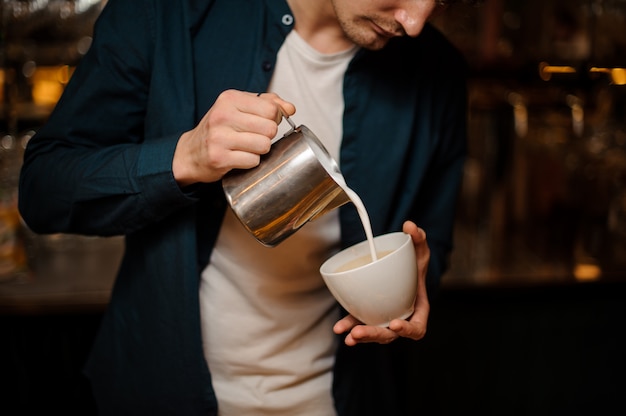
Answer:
[{"left": 173, "top": 89, "right": 296, "bottom": 187}]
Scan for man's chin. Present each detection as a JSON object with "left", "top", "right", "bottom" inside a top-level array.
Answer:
[
  {"left": 351, "top": 35, "right": 391, "bottom": 51},
  {"left": 361, "top": 39, "right": 391, "bottom": 51}
]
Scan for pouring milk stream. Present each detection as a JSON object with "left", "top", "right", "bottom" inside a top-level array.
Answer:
[
  {"left": 283, "top": 114, "right": 379, "bottom": 263},
  {"left": 328, "top": 172, "right": 379, "bottom": 263}
]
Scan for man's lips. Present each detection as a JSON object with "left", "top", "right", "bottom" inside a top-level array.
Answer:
[{"left": 370, "top": 20, "right": 401, "bottom": 38}]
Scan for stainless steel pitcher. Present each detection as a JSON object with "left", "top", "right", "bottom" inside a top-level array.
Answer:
[{"left": 222, "top": 120, "right": 350, "bottom": 247}]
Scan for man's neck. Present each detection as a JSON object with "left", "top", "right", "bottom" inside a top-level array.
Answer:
[{"left": 286, "top": 0, "right": 355, "bottom": 54}]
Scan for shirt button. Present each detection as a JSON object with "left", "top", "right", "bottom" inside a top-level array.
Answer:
[
  {"left": 262, "top": 61, "right": 273, "bottom": 72},
  {"left": 281, "top": 14, "right": 293, "bottom": 26}
]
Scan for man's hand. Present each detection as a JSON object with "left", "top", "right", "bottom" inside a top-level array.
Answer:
[
  {"left": 173, "top": 89, "right": 295, "bottom": 187},
  {"left": 333, "top": 220, "right": 431, "bottom": 346}
]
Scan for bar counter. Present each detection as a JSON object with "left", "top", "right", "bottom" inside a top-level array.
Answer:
[
  {"left": 1, "top": 226, "right": 625, "bottom": 315},
  {"left": 0, "top": 234, "right": 124, "bottom": 314}
]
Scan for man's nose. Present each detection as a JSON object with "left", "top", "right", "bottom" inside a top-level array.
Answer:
[{"left": 394, "top": 3, "right": 436, "bottom": 37}]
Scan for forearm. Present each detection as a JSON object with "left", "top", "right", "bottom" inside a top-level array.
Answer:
[{"left": 19, "top": 132, "right": 197, "bottom": 236}]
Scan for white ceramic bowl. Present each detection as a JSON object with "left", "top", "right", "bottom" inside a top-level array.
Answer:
[{"left": 320, "top": 232, "right": 417, "bottom": 327}]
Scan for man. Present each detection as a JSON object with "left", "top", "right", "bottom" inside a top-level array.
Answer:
[{"left": 19, "top": 0, "right": 473, "bottom": 414}]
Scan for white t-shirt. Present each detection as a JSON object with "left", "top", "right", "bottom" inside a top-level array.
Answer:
[{"left": 199, "top": 31, "right": 358, "bottom": 416}]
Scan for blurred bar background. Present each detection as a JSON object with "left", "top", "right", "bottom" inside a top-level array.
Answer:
[{"left": 1, "top": 0, "right": 625, "bottom": 414}]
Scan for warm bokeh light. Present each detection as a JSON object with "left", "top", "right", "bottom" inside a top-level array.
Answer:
[
  {"left": 538, "top": 61, "right": 576, "bottom": 81},
  {"left": 573, "top": 263, "right": 602, "bottom": 282},
  {"left": 30, "top": 66, "right": 75, "bottom": 106},
  {"left": 590, "top": 67, "right": 626, "bottom": 85}
]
